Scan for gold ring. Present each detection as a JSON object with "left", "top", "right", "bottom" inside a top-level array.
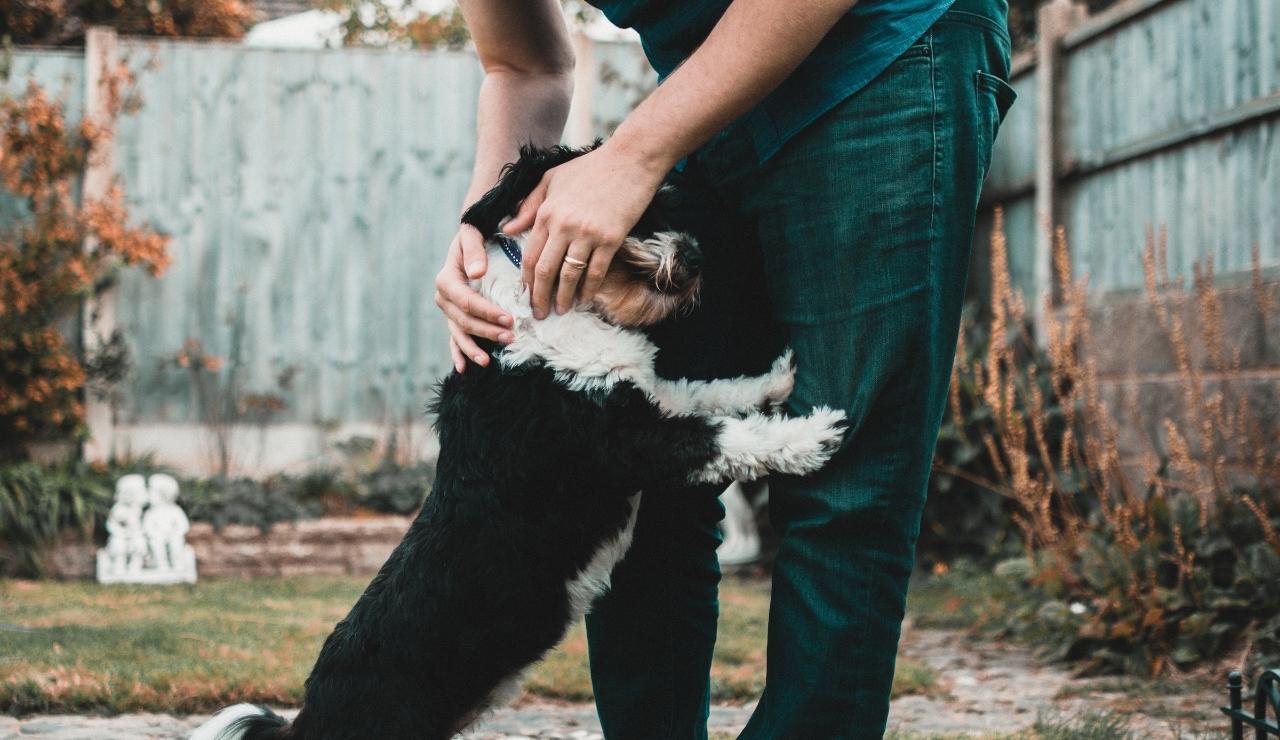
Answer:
[{"left": 564, "top": 256, "right": 588, "bottom": 269}]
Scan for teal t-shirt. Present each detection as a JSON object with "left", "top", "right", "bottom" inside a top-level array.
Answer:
[{"left": 587, "top": 0, "right": 956, "bottom": 162}]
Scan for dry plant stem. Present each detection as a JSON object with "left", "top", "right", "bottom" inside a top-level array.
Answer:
[{"left": 941, "top": 205, "right": 1280, "bottom": 673}]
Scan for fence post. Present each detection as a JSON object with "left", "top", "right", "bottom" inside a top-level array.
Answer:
[
  {"left": 564, "top": 30, "right": 596, "bottom": 147},
  {"left": 1032, "top": 0, "right": 1086, "bottom": 332},
  {"left": 1227, "top": 671, "right": 1245, "bottom": 740},
  {"left": 81, "top": 26, "right": 119, "bottom": 464}
]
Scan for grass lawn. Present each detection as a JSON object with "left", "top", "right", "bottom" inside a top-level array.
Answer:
[{"left": 0, "top": 575, "right": 940, "bottom": 715}]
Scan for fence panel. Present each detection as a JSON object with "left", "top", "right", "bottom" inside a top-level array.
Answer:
[
  {"left": 106, "top": 41, "right": 484, "bottom": 426},
  {"left": 5, "top": 35, "right": 655, "bottom": 470},
  {"left": 1058, "top": 0, "right": 1280, "bottom": 292},
  {"left": 978, "top": 0, "right": 1280, "bottom": 303}
]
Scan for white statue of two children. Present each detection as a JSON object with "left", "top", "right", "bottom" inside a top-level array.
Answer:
[{"left": 96, "top": 473, "right": 197, "bottom": 584}]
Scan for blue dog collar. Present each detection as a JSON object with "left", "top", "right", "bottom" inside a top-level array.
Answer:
[{"left": 495, "top": 234, "right": 522, "bottom": 269}]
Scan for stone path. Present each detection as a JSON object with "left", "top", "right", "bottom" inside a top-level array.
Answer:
[
  {"left": 0, "top": 624, "right": 1225, "bottom": 739},
  {"left": 885, "top": 623, "right": 1221, "bottom": 737}
]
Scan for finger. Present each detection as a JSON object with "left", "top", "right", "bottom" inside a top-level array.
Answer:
[
  {"left": 436, "top": 289, "right": 510, "bottom": 342},
  {"left": 437, "top": 276, "right": 513, "bottom": 328},
  {"left": 521, "top": 215, "right": 549, "bottom": 290},
  {"left": 441, "top": 298, "right": 513, "bottom": 344},
  {"left": 447, "top": 319, "right": 489, "bottom": 367},
  {"left": 531, "top": 234, "right": 570, "bottom": 320},
  {"left": 448, "top": 336, "right": 465, "bottom": 373},
  {"left": 578, "top": 245, "right": 617, "bottom": 303},
  {"left": 555, "top": 242, "right": 593, "bottom": 314},
  {"left": 503, "top": 180, "right": 547, "bottom": 235},
  {"left": 458, "top": 224, "right": 488, "bottom": 279}
]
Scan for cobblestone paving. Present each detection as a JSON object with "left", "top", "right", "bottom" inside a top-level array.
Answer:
[
  {"left": 885, "top": 623, "right": 1221, "bottom": 738},
  {"left": 0, "top": 704, "right": 751, "bottom": 739},
  {"left": 1, "top": 624, "right": 1222, "bottom": 739}
]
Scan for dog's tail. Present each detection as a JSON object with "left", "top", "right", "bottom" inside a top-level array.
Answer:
[{"left": 190, "top": 703, "right": 294, "bottom": 740}]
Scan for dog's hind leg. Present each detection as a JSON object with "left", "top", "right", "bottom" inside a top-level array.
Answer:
[{"left": 651, "top": 350, "right": 795, "bottom": 416}]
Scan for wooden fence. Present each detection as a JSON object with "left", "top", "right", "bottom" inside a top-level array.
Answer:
[
  {"left": 4, "top": 0, "right": 1277, "bottom": 473},
  {"left": 3, "top": 30, "right": 650, "bottom": 474},
  {"left": 974, "top": 0, "right": 1280, "bottom": 322}
]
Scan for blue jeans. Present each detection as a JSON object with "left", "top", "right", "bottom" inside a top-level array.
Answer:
[{"left": 586, "top": 1, "right": 1014, "bottom": 737}]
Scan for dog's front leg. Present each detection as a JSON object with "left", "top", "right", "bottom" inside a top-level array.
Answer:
[
  {"left": 688, "top": 407, "right": 847, "bottom": 485},
  {"left": 601, "top": 384, "right": 844, "bottom": 488},
  {"left": 651, "top": 350, "right": 796, "bottom": 416}
]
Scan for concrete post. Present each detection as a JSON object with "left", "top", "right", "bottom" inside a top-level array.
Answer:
[
  {"left": 81, "top": 26, "right": 119, "bottom": 464},
  {"left": 564, "top": 30, "right": 596, "bottom": 147},
  {"left": 1032, "top": 0, "right": 1087, "bottom": 332}
]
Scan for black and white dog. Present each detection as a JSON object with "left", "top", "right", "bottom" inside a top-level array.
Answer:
[{"left": 192, "top": 146, "right": 846, "bottom": 740}]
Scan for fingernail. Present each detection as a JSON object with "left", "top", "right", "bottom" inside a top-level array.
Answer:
[
  {"left": 534, "top": 309, "right": 547, "bottom": 320},
  {"left": 474, "top": 354, "right": 486, "bottom": 364},
  {"left": 500, "top": 315, "right": 513, "bottom": 327},
  {"left": 466, "top": 260, "right": 483, "bottom": 277},
  {"left": 499, "top": 332, "right": 514, "bottom": 344}
]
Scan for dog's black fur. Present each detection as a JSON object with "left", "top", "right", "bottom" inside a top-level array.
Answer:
[
  {"left": 227, "top": 368, "right": 726, "bottom": 740},
  {"left": 200, "top": 146, "right": 835, "bottom": 740}
]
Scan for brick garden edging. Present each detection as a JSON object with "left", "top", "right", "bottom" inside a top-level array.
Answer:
[{"left": 39, "top": 516, "right": 413, "bottom": 580}]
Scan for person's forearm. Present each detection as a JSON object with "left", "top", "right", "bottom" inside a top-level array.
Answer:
[
  {"left": 609, "top": 0, "right": 858, "bottom": 175},
  {"left": 457, "top": 0, "right": 575, "bottom": 214},
  {"left": 463, "top": 70, "right": 573, "bottom": 213}
]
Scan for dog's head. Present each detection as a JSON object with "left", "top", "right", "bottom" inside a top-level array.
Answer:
[{"left": 462, "top": 145, "right": 702, "bottom": 328}]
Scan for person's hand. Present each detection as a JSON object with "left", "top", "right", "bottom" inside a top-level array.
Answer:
[
  {"left": 502, "top": 141, "right": 670, "bottom": 319},
  {"left": 434, "top": 223, "right": 514, "bottom": 372}
]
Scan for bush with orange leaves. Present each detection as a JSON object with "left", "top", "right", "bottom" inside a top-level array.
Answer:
[
  {"left": 0, "top": 68, "right": 169, "bottom": 459},
  {"left": 320, "top": 1, "right": 470, "bottom": 49},
  {"left": 1, "top": 0, "right": 254, "bottom": 46},
  {"left": 948, "top": 209, "right": 1280, "bottom": 676}
]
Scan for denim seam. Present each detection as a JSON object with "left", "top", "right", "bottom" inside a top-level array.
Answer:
[
  {"left": 937, "top": 9, "right": 1011, "bottom": 42},
  {"left": 926, "top": 25, "right": 944, "bottom": 480}
]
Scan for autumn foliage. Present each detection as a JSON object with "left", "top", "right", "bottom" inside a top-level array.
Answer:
[
  {"left": 947, "top": 209, "right": 1280, "bottom": 674},
  {"left": 1, "top": 0, "right": 254, "bottom": 46},
  {"left": 0, "top": 67, "right": 169, "bottom": 457}
]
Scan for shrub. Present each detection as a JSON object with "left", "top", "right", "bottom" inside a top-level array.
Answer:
[
  {"left": 355, "top": 462, "right": 434, "bottom": 514},
  {"left": 319, "top": 1, "right": 470, "bottom": 49},
  {"left": 0, "top": 461, "right": 114, "bottom": 576},
  {"left": 0, "top": 71, "right": 169, "bottom": 459},
  {"left": 2, "top": 0, "right": 254, "bottom": 46},
  {"left": 0, "top": 458, "right": 435, "bottom": 576},
  {"left": 957, "top": 209, "right": 1280, "bottom": 676},
  {"left": 921, "top": 314, "right": 1048, "bottom": 570}
]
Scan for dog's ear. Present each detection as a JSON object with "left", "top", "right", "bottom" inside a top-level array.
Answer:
[{"left": 460, "top": 142, "right": 600, "bottom": 236}]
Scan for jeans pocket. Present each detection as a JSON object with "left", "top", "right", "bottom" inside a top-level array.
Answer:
[
  {"left": 975, "top": 70, "right": 1017, "bottom": 122},
  {"left": 974, "top": 70, "right": 1016, "bottom": 183}
]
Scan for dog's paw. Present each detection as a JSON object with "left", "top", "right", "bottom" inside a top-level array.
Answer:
[
  {"left": 760, "top": 349, "right": 796, "bottom": 408},
  {"left": 771, "top": 406, "right": 847, "bottom": 475}
]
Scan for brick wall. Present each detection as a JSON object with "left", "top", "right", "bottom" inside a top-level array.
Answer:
[
  {"left": 42, "top": 516, "right": 413, "bottom": 580},
  {"left": 1085, "top": 277, "right": 1280, "bottom": 469}
]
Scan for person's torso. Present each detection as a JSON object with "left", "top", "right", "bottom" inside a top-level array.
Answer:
[{"left": 586, "top": 0, "right": 960, "bottom": 162}]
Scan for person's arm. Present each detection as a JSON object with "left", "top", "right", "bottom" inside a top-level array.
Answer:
[
  {"left": 434, "top": 0, "right": 574, "bottom": 371},
  {"left": 503, "top": 0, "right": 860, "bottom": 318}
]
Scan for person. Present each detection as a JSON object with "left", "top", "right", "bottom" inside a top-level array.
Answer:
[{"left": 433, "top": 0, "right": 1015, "bottom": 737}]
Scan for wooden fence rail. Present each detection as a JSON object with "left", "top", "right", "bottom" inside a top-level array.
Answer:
[{"left": 974, "top": 0, "right": 1280, "bottom": 316}]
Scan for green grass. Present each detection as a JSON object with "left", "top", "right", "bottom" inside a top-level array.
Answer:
[
  {"left": 883, "top": 711, "right": 1140, "bottom": 740},
  {"left": 1, "top": 575, "right": 941, "bottom": 715},
  {"left": 903, "top": 567, "right": 1021, "bottom": 631},
  {"left": 1031, "top": 711, "right": 1134, "bottom": 740}
]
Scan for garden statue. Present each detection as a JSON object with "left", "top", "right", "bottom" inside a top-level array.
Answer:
[
  {"left": 717, "top": 480, "right": 764, "bottom": 567},
  {"left": 96, "top": 473, "right": 197, "bottom": 584}
]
